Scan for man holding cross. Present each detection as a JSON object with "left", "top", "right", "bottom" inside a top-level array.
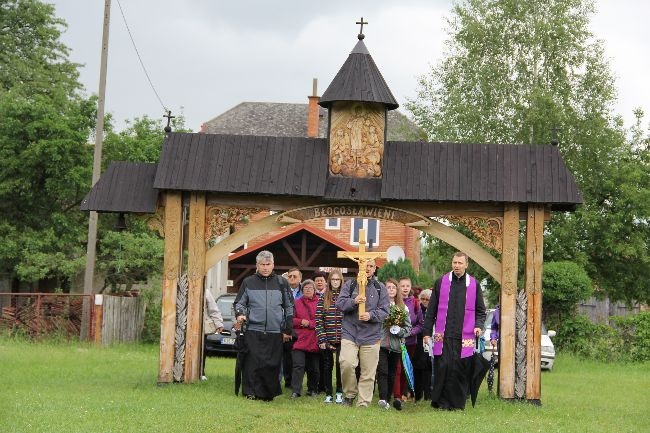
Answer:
[{"left": 336, "top": 232, "right": 389, "bottom": 407}]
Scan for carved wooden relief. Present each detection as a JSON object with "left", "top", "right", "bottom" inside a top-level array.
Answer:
[
  {"left": 205, "top": 206, "right": 263, "bottom": 240},
  {"left": 515, "top": 288, "right": 527, "bottom": 398},
  {"left": 173, "top": 273, "right": 189, "bottom": 382},
  {"left": 329, "top": 101, "right": 385, "bottom": 178},
  {"left": 444, "top": 216, "right": 503, "bottom": 252},
  {"left": 146, "top": 206, "right": 165, "bottom": 237}
]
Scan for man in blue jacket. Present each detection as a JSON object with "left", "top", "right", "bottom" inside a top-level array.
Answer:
[
  {"left": 336, "top": 259, "right": 389, "bottom": 407},
  {"left": 234, "top": 250, "right": 294, "bottom": 401}
]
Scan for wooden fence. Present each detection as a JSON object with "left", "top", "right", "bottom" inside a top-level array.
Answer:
[
  {"left": 96, "top": 294, "right": 146, "bottom": 344},
  {"left": 577, "top": 297, "right": 641, "bottom": 324},
  {"left": 0, "top": 293, "right": 146, "bottom": 344}
]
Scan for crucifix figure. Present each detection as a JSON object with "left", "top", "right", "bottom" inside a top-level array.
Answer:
[
  {"left": 356, "top": 17, "right": 368, "bottom": 40},
  {"left": 338, "top": 229, "right": 386, "bottom": 318}
]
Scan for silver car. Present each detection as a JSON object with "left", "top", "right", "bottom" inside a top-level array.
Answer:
[{"left": 482, "top": 309, "right": 557, "bottom": 370}]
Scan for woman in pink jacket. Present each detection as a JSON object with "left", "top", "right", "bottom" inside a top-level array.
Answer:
[{"left": 290, "top": 279, "right": 320, "bottom": 399}]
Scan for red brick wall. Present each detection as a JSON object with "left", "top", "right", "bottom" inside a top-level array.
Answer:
[{"left": 237, "top": 211, "right": 421, "bottom": 271}]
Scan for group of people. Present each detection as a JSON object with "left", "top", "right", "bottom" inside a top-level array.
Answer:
[{"left": 230, "top": 249, "right": 486, "bottom": 411}]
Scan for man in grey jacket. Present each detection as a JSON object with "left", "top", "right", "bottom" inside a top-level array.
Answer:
[
  {"left": 336, "top": 259, "right": 389, "bottom": 407},
  {"left": 234, "top": 250, "right": 294, "bottom": 401}
]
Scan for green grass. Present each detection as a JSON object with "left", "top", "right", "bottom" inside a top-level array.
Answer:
[{"left": 1, "top": 338, "right": 648, "bottom": 433}]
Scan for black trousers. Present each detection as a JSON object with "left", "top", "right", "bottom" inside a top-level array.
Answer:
[
  {"left": 377, "top": 347, "right": 401, "bottom": 402},
  {"left": 291, "top": 350, "right": 320, "bottom": 395},
  {"left": 321, "top": 343, "right": 342, "bottom": 396},
  {"left": 242, "top": 330, "right": 283, "bottom": 401},
  {"left": 282, "top": 340, "right": 294, "bottom": 386}
]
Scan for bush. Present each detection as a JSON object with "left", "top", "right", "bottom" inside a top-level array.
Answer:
[
  {"left": 551, "top": 312, "right": 650, "bottom": 362},
  {"left": 610, "top": 312, "right": 650, "bottom": 362},
  {"left": 140, "top": 286, "right": 162, "bottom": 344},
  {"left": 543, "top": 261, "right": 592, "bottom": 323}
]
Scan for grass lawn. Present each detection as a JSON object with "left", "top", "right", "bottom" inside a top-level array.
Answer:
[{"left": 1, "top": 338, "right": 648, "bottom": 433}]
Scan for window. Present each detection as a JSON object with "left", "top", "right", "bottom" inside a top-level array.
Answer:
[
  {"left": 325, "top": 218, "right": 340, "bottom": 230},
  {"left": 350, "top": 218, "right": 379, "bottom": 247}
]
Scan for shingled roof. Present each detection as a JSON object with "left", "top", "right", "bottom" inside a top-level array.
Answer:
[
  {"left": 82, "top": 133, "right": 582, "bottom": 212},
  {"left": 202, "top": 102, "right": 423, "bottom": 141},
  {"left": 319, "top": 39, "right": 399, "bottom": 110},
  {"left": 80, "top": 162, "right": 158, "bottom": 213}
]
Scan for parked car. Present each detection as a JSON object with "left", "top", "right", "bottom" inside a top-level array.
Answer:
[
  {"left": 482, "top": 309, "right": 556, "bottom": 370},
  {"left": 205, "top": 294, "right": 237, "bottom": 355}
]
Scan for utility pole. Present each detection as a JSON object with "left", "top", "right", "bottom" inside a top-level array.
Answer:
[{"left": 81, "top": 0, "right": 111, "bottom": 340}]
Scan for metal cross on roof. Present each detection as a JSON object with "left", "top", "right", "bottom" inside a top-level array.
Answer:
[
  {"left": 356, "top": 17, "right": 368, "bottom": 40},
  {"left": 163, "top": 110, "right": 175, "bottom": 133}
]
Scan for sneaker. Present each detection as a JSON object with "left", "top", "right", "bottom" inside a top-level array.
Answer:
[
  {"left": 324, "top": 395, "right": 333, "bottom": 403},
  {"left": 378, "top": 400, "right": 390, "bottom": 410},
  {"left": 290, "top": 393, "right": 300, "bottom": 399},
  {"left": 342, "top": 397, "right": 354, "bottom": 407},
  {"left": 245, "top": 395, "right": 256, "bottom": 400},
  {"left": 393, "top": 399, "right": 403, "bottom": 411},
  {"left": 335, "top": 393, "right": 344, "bottom": 404},
  {"left": 200, "top": 375, "right": 208, "bottom": 381}
]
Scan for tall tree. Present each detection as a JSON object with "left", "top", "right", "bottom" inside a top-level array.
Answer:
[
  {"left": 407, "top": 0, "right": 650, "bottom": 303},
  {"left": 0, "top": 0, "right": 95, "bottom": 289}
]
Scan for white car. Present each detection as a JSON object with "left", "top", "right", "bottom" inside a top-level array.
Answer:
[{"left": 482, "top": 309, "right": 556, "bottom": 371}]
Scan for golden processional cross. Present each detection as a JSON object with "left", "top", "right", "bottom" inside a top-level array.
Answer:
[{"left": 337, "top": 229, "right": 387, "bottom": 319}]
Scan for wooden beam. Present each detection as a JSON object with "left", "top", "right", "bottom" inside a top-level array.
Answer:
[
  {"left": 419, "top": 220, "right": 502, "bottom": 283},
  {"left": 282, "top": 239, "right": 302, "bottom": 265},
  {"left": 305, "top": 242, "right": 327, "bottom": 267},
  {"left": 204, "top": 213, "right": 288, "bottom": 270},
  {"left": 184, "top": 193, "right": 206, "bottom": 383},
  {"left": 525, "top": 205, "right": 544, "bottom": 401},
  {"left": 158, "top": 192, "right": 182, "bottom": 383},
  {"left": 499, "top": 204, "right": 519, "bottom": 398}
]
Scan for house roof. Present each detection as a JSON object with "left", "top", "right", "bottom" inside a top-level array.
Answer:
[
  {"left": 202, "top": 102, "right": 423, "bottom": 141},
  {"left": 319, "top": 39, "right": 399, "bottom": 110},
  {"left": 228, "top": 222, "right": 353, "bottom": 262}
]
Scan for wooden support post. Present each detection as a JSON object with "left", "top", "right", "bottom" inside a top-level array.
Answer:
[
  {"left": 184, "top": 193, "right": 207, "bottom": 382},
  {"left": 158, "top": 192, "right": 183, "bottom": 383},
  {"left": 499, "top": 203, "right": 519, "bottom": 399},
  {"left": 525, "top": 204, "right": 544, "bottom": 401},
  {"left": 93, "top": 294, "right": 103, "bottom": 344}
]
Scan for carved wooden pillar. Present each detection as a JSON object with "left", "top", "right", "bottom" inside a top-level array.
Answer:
[
  {"left": 158, "top": 192, "right": 182, "bottom": 383},
  {"left": 499, "top": 203, "right": 519, "bottom": 398},
  {"left": 183, "top": 192, "right": 207, "bottom": 382},
  {"left": 525, "top": 204, "right": 544, "bottom": 401}
]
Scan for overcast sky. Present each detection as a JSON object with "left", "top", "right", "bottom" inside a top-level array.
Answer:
[{"left": 50, "top": 0, "right": 650, "bottom": 133}]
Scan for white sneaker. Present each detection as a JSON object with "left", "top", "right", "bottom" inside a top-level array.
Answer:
[
  {"left": 324, "top": 395, "right": 333, "bottom": 403},
  {"left": 378, "top": 400, "right": 390, "bottom": 410},
  {"left": 200, "top": 375, "right": 208, "bottom": 381},
  {"left": 335, "top": 393, "right": 343, "bottom": 404}
]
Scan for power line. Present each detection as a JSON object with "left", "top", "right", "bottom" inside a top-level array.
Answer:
[{"left": 115, "top": 0, "right": 168, "bottom": 112}]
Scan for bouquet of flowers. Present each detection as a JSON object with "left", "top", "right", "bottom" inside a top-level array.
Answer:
[{"left": 385, "top": 304, "right": 408, "bottom": 328}]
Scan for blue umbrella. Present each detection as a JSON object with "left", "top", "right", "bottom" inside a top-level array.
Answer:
[{"left": 400, "top": 343, "right": 415, "bottom": 392}]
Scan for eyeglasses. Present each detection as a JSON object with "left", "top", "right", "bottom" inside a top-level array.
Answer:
[
  {"left": 287, "top": 275, "right": 300, "bottom": 279},
  {"left": 420, "top": 298, "right": 430, "bottom": 301},
  {"left": 330, "top": 278, "right": 341, "bottom": 281}
]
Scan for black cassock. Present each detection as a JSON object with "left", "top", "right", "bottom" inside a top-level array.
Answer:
[
  {"left": 241, "top": 330, "right": 283, "bottom": 401},
  {"left": 424, "top": 273, "right": 486, "bottom": 410}
]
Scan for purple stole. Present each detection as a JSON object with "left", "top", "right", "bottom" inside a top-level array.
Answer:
[{"left": 432, "top": 272, "right": 477, "bottom": 359}]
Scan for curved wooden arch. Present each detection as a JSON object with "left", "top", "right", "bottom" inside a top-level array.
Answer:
[
  {"left": 204, "top": 213, "right": 289, "bottom": 270},
  {"left": 204, "top": 205, "right": 501, "bottom": 284},
  {"left": 419, "top": 220, "right": 501, "bottom": 284}
]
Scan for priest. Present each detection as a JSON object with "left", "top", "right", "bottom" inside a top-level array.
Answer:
[{"left": 423, "top": 251, "right": 486, "bottom": 410}]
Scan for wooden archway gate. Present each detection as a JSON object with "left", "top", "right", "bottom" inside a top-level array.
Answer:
[{"left": 158, "top": 193, "right": 545, "bottom": 403}]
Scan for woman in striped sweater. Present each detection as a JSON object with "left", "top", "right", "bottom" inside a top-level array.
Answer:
[{"left": 315, "top": 268, "right": 344, "bottom": 404}]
